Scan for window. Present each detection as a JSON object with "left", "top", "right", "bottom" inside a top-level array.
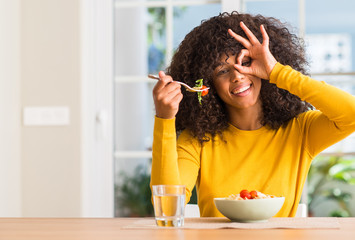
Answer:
[
  {"left": 114, "top": 0, "right": 222, "bottom": 217},
  {"left": 112, "top": 0, "right": 355, "bottom": 217},
  {"left": 305, "top": 0, "right": 355, "bottom": 156},
  {"left": 241, "top": 0, "right": 355, "bottom": 218},
  {"left": 242, "top": 1, "right": 355, "bottom": 156}
]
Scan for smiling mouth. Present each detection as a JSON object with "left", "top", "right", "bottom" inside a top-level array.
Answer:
[{"left": 231, "top": 84, "right": 252, "bottom": 95}]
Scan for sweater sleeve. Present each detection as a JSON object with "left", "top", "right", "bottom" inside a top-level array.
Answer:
[
  {"left": 150, "top": 116, "right": 200, "bottom": 202},
  {"left": 269, "top": 63, "right": 355, "bottom": 156}
]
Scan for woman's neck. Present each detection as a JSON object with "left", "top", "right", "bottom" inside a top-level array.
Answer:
[{"left": 227, "top": 105, "right": 263, "bottom": 131}]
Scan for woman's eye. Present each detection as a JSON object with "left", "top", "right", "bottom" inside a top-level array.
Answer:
[
  {"left": 217, "top": 69, "right": 229, "bottom": 75},
  {"left": 242, "top": 61, "right": 251, "bottom": 67}
]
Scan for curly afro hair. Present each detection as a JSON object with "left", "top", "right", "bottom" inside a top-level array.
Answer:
[{"left": 166, "top": 11, "right": 312, "bottom": 143}]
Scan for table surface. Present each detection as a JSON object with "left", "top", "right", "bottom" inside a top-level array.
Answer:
[{"left": 0, "top": 217, "right": 354, "bottom": 240}]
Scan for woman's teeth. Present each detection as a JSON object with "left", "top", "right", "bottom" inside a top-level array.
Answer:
[{"left": 233, "top": 85, "right": 251, "bottom": 94}]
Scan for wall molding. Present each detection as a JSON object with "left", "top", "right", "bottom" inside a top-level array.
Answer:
[
  {"left": 0, "top": 0, "right": 22, "bottom": 217},
  {"left": 80, "top": 0, "right": 114, "bottom": 217}
]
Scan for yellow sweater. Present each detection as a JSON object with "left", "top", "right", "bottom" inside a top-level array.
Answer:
[{"left": 150, "top": 63, "right": 355, "bottom": 217}]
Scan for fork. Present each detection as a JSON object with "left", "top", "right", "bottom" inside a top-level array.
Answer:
[{"left": 148, "top": 74, "right": 210, "bottom": 93}]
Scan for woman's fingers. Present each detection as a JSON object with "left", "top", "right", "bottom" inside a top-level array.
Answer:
[
  {"left": 162, "top": 85, "right": 182, "bottom": 103},
  {"left": 236, "top": 49, "right": 249, "bottom": 65},
  {"left": 158, "top": 70, "right": 167, "bottom": 79},
  {"left": 240, "top": 21, "right": 260, "bottom": 45},
  {"left": 260, "top": 25, "right": 270, "bottom": 48},
  {"left": 154, "top": 81, "right": 181, "bottom": 102},
  {"left": 228, "top": 29, "right": 251, "bottom": 49},
  {"left": 152, "top": 72, "right": 182, "bottom": 119},
  {"left": 234, "top": 49, "right": 253, "bottom": 74},
  {"left": 234, "top": 64, "right": 252, "bottom": 75},
  {"left": 170, "top": 90, "right": 183, "bottom": 106},
  {"left": 153, "top": 71, "right": 172, "bottom": 90},
  {"left": 229, "top": 22, "right": 276, "bottom": 80},
  {"left": 153, "top": 71, "right": 180, "bottom": 96},
  {"left": 228, "top": 22, "right": 264, "bottom": 49}
]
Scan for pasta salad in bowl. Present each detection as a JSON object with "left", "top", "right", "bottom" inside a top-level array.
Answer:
[{"left": 214, "top": 189, "right": 285, "bottom": 222}]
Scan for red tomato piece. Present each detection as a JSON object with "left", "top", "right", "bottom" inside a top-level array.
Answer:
[
  {"left": 201, "top": 85, "right": 209, "bottom": 96},
  {"left": 239, "top": 189, "right": 251, "bottom": 199},
  {"left": 250, "top": 190, "right": 258, "bottom": 199}
]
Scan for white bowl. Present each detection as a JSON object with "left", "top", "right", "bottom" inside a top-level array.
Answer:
[{"left": 214, "top": 197, "right": 285, "bottom": 222}]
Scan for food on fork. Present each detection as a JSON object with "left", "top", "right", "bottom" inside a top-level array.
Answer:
[
  {"left": 227, "top": 189, "right": 277, "bottom": 200},
  {"left": 194, "top": 79, "right": 209, "bottom": 104},
  {"left": 148, "top": 74, "right": 209, "bottom": 95},
  {"left": 200, "top": 85, "right": 209, "bottom": 96}
]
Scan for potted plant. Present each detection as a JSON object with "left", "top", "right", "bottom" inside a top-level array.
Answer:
[
  {"left": 115, "top": 163, "right": 198, "bottom": 217},
  {"left": 115, "top": 165, "right": 154, "bottom": 217},
  {"left": 307, "top": 155, "right": 355, "bottom": 217}
]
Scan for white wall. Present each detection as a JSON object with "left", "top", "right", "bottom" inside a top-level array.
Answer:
[
  {"left": 20, "top": 0, "right": 81, "bottom": 217},
  {"left": 0, "top": 0, "right": 114, "bottom": 217},
  {"left": 0, "top": 0, "right": 22, "bottom": 217},
  {"left": 0, "top": 0, "right": 83, "bottom": 217}
]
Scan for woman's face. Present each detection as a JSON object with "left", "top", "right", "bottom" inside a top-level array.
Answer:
[{"left": 213, "top": 54, "right": 262, "bottom": 112}]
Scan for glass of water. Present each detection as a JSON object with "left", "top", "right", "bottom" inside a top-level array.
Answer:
[{"left": 152, "top": 185, "right": 186, "bottom": 227}]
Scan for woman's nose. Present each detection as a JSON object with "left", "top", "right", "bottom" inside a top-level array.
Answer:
[{"left": 231, "top": 69, "right": 245, "bottom": 82}]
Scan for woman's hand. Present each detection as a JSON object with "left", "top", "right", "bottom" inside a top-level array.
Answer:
[
  {"left": 152, "top": 71, "right": 183, "bottom": 119},
  {"left": 228, "top": 22, "right": 277, "bottom": 80}
]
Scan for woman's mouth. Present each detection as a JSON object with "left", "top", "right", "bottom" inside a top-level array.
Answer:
[{"left": 231, "top": 84, "right": 252, "bottom": 96}]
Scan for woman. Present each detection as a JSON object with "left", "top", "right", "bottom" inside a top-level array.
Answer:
[{"left": 150, "top": 12, "right": 355, "bottom": 217}]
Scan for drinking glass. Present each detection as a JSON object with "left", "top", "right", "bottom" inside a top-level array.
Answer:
[{"left": 152, "top": 185, "right": 186, "bottom": 227}]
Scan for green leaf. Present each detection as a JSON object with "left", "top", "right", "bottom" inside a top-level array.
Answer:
[
  {"left": 330, "top": 209, "right": 350, "bottom": 217},
  {"left": 116, "top": 165, "right": 154, "bottom": 217},
  {"left": 329, "top": 163, "right": 355, "bottom": 176},
  {"left": 333, "top": 172, "right": 352, "bottom": 182},
  {"left": 194, "top": 79, "right": 204, "bottom": 105},
  {"left": 195, "top": 79, "right": 203, "bottom": 87}
]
